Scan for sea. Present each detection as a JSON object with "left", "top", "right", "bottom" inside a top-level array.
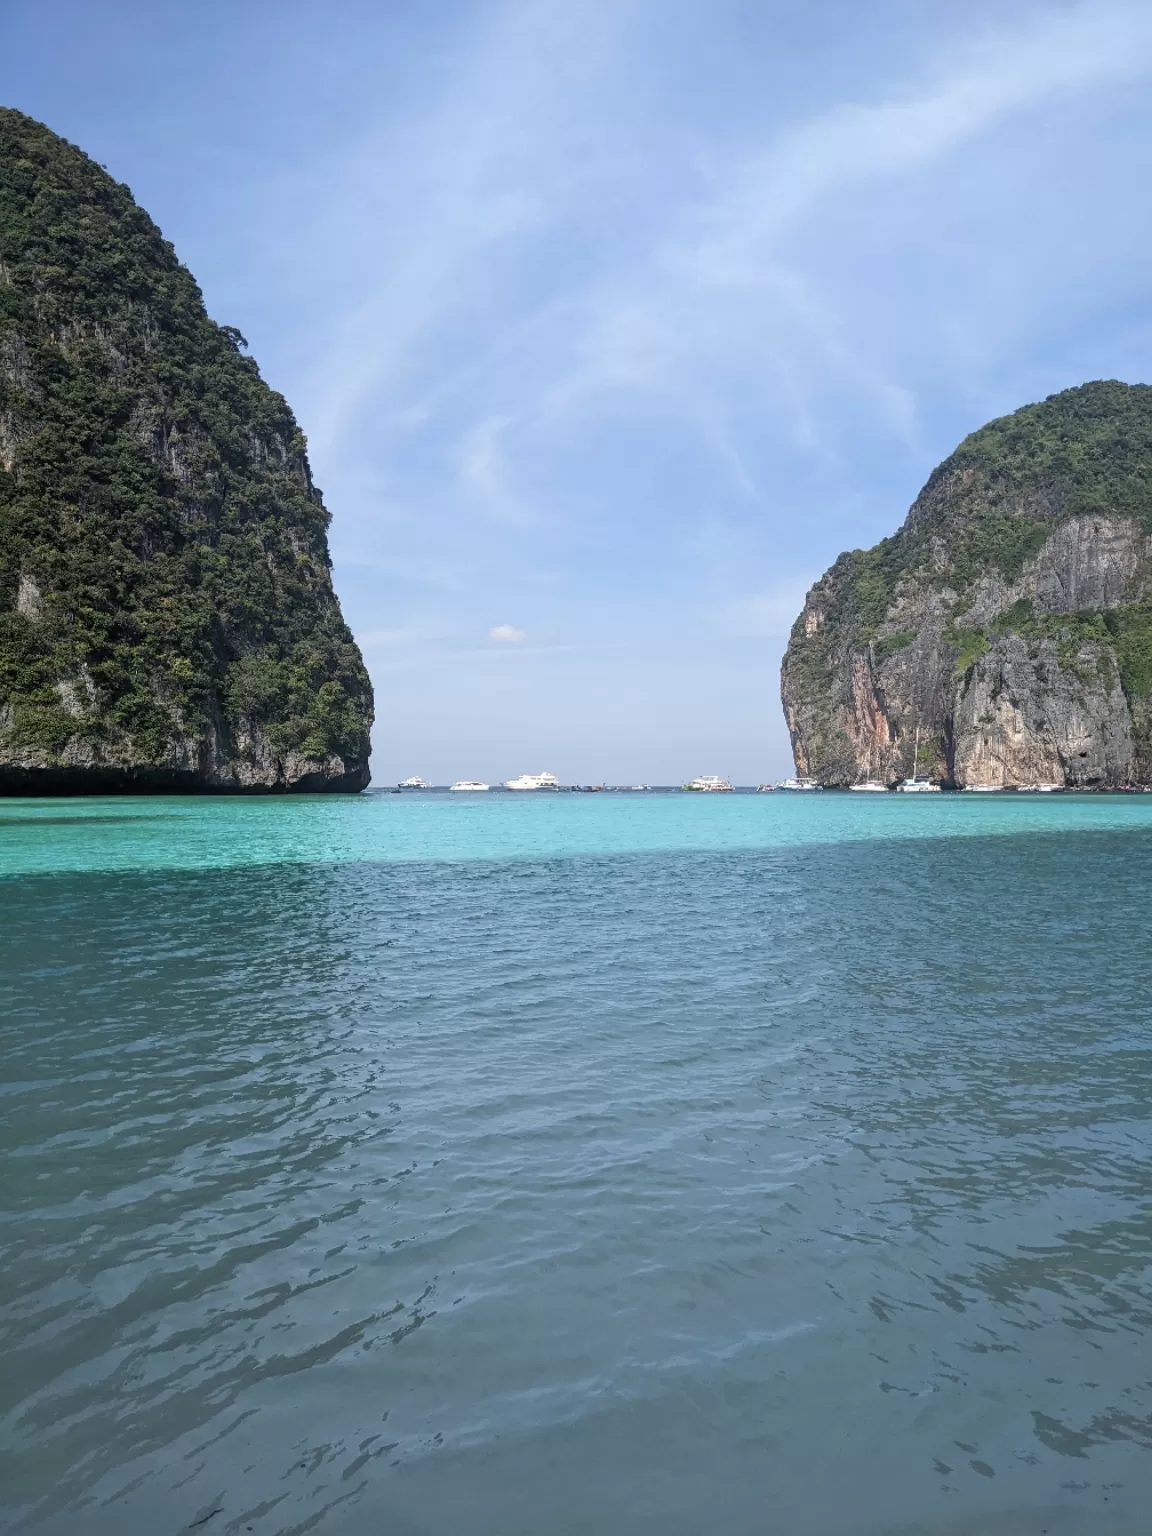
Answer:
[{"left": 2, "top": 789, "right": 1152, "bottom": 1535}]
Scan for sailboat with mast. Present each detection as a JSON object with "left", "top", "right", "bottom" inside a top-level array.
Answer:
[
  {"left": 895, "top": 726, "right": 940, "bottom": 792},
  {"left": 849, "top": 742, "right": 889, "bottom": 791}
]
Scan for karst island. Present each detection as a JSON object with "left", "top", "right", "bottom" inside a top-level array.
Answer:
[
  {"left": 782, "top": 381, "right": 1152, "bottom": 790},
  {"left": 0, "top": 108, "right": 372, "bottom": 794}
]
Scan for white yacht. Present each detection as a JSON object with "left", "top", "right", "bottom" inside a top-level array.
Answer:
[
  {"left": 450, "top": 780, "right": 489, "bottom": 792},
  {"left": 849, "top": 781, "right": 889, "bottom": 792},
  {"left": 962, "top": 784, "right": 1003, "bottom": 793},
  {"left": 398, "top": 776, "right": 429, "bottom": 789},
  {"left": 776, "top": 777, "right": 821, "bottom": 791},
  {"left": 683, "top": 776, "right": 733, "bottom": 792},
  {"left": 503, "top": 771, "right": 560, "bottom": 791}
]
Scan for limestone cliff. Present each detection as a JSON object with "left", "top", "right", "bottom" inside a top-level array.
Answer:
[
  {"left": 0, "top": 108, "right": 372, "bottom": 793},
  {"left": 781, "top": 382, "right": 1152, "bottom": 788}
]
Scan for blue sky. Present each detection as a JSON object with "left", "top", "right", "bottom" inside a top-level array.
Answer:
[{"left": 6, "top": 0, "right": 1152, "bottom": 784}]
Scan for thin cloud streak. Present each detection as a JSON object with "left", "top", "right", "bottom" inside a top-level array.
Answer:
[
  {"left": 299, "top": 0, "right": 639, "bottom": 460},
  {"left": 458, "top": 417, "right": 536, "bottom": 525},
  {"left": 546, "top": 0, "right": 1152, "bottom": 442},
  {"left": 308, "top": 0, "right": 1152, "bottom": 535}
]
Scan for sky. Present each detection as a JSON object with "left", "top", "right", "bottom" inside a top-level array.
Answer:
[{"left": 6, "top": 0, "right": 1152, "bottom": 784}]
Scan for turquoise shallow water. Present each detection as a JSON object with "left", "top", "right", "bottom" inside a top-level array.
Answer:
[
  {"left": 2, "top": 793, "right": 1152, "bottom": 1534},
  {"left": 3, "top": 786, "right": 1152, "bottom": 875}
]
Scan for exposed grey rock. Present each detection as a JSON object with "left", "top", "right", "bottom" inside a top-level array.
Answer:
[{"left": 952, "top": 633, "right": 1131, "bottom": 788}]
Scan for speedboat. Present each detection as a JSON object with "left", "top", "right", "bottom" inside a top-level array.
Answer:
[
  {"left": 756, "top": 784, "right": 775, "bottom": 792},
  {"left": 963, "top": 784, "right": 1004, "bottom": 793},
  {"left": 504, "top": 771, "right": 560, "bottom": 791},
  {"left": 776, "top": 777, "right": 821, "bottom": 791},
  {"left": 450, "top": 780, "right": 489, "bottom": 791},
  {"left": 848, "top": 781, "right": 888, "bottom": 792},
  {"left": 683, "top": 776, "right": 734, "bottom": 792}
]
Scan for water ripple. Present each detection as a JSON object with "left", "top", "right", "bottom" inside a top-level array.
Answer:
[{"left": 1, "top": 827, "right": 1151, "bottom": 1533}]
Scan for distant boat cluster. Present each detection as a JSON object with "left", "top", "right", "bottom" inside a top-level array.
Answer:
[
  {"left": 399, "top": 774, "right": 823, "bottom": 793},
  {"left": 398, "top": 772, "right": 563, "bottom": 792},
  {"left": 393, "top": 774, "right": 1149, "bottom": 794},
  {"left": 398, "top": 773, "right": 559, "bottom": 791}
]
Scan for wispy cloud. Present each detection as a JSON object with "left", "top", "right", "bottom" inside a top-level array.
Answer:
[
  {"left": 546, "top": 0, "right": 1152, "bottom": 450},
  {"left": 299, "top": 0, "right": 637, "bottom": 460},
  {"left": 489, "top": 623, "right": 528, "bottom": 644},
  {"left": 457, "top": 415, "right": 535, "bottom": 524},
  {"left": 306, "top": 0, "right": 1152, "bottom": 532}
]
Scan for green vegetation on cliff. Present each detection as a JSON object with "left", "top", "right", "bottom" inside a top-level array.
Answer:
[
  {"left": 810, "top": 381, "right": 1152, "bottom": 651},
  {"left": 944, "top": 600, "right": 1152, "bottom": 697},
  {"left": 0, "top": 108, "right": 372, "bottom": 786}
]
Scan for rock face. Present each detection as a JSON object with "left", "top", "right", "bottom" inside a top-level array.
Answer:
[
  {"left": 782, "top": 382, "right": 1152, "bottom": 787},
  {"left": 0, "top": 109, "right": 372, "bottom": 793}
]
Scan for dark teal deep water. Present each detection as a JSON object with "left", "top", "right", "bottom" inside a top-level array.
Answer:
[{"left": 2, "top": 793, "right": 1152, "bottom": 1534}]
